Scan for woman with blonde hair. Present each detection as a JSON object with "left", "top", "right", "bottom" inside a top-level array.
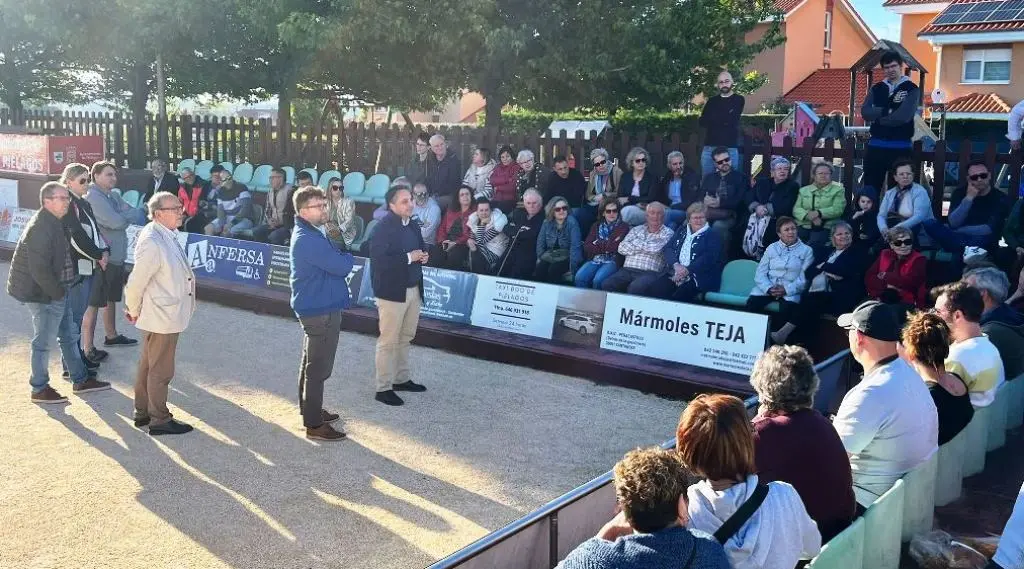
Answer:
[{"left": 534, "top": 195, "right": 583, "bottom": 283}]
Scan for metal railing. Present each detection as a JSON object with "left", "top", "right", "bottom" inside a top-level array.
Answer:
[{"left": 427, "top": 350, "right": 853, "bottom": 569}]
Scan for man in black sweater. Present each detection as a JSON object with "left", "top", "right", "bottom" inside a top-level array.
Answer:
[
  {"left": 699, "top": 71, "right": 744, "bottom": 177},
  {"left": 861, "top": 51, "right": 920, "bottom": 192},
  {"left": 369, "top": 182, "right": 429, "bottom": 406},
  {"left": 426, "top": 133, "right": 463, "bottom": 211},
  {"left": 698, "top": 147, "right": 747, "bottom": 256},
  {"left": 923, "top": 159, "right": 1009, "bottom": 254}
]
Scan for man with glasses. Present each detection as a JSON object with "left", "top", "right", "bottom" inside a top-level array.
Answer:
[
  {"left": 697, "top": 146, "right": 746, "bottom": 254},
  {"left": 411, "top": 182, "right": 441, "bottom": 246},
  {"left": 425, "top": 133, "right": 462, "bottom": 209},
  {"left": 123, "top": 192, "right": 196, "bottom": 435},
  {"left": 923, "top": 159, "right": 1009, "bottom": 257},
  {"left": 407, "top": 132, "right": 431, "bottom": 186},
  {"left": 699, "top": 71, "right": 744, "bottom": 176},
  {"left": 498, "top": 189, "right": 545, "bottom": 278},
  {"left": 7, "top": 182, "right": 111, "bottom": 404},
  {"left": 289, "top": 186, "right": 354, "bottom": 441},
  {"left": 861, "top": 51, "right": 920, "bottom": 192},
  {"left": 142, "top": 158, "right": 178, "bottom": 205},
  {"left": 253, "top": 167, "right": 294, "bottom": 245}
]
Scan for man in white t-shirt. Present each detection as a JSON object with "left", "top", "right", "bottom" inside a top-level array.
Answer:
[
  {"left": 834, "top": 300, "right": 939, "bottom": 505},
  {"left": 933, "top": 281, "right": 1006, "bottom": 407}
]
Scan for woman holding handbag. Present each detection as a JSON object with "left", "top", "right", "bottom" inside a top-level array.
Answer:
[
  {"left": 534, "top": 196, "right": 583, "bottom": 283},
  {"left": 430, "top": 185, "right": 474, "bottom": 270}
]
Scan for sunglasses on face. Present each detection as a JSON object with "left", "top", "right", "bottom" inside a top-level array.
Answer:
[
  {"left": 634, "top": 157, "right": 647, "bottom": 164},
  {"left": 891, "top": 239, "right": 913, "bottom": 247},
  {"left": 592, "top": 159, "right": 607, "bottom": 168},
  {"left": 715, "top": 158, "right": 731, "bottom": 165},
  {"left": 553, "top": 205, "right": 568, "bottom": 212},
  {"left": 604, "top": 208, "right": 618, "bottom": 214},
  {"left": 330, "top": 185, "right": 342, "bottom": 191},
  {"left": 969, "top": 173, "right": 989, "bottom": 181}
]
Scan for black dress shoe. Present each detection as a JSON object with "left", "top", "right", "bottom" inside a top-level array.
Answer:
[
  {"left": 134, "top": 413, "right": 151, "bottom": 427},
  {"left": 63, "top": 369, "right": 98, "bottom": 381},
  {"left": 104, "top": 334, "right": 138, "bottom": 347},
  {"left": 374, "top": 390, "right": 404, "bottom": 406},
  {"left": 83, "top": 357, "right": 100, "bottom": 370},
  {"left": 86, "top": 348, "right": 108, "bottom": 363},
  {"left": 393, "top": 380, "right": 426, "bottom": 392},
  {"left": 321, "top": 409, "right": 341, "bottom": 424},
  {"left": 149, "top": 420, "right": 194, "bottom": 436}
]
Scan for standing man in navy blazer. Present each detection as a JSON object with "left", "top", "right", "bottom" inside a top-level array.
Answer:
[
  {"left": 370, "top": 180, "right": 428, "bottom": 406},
  {"left": 289, "top": 186, "right": 354, "bottom": 441}
]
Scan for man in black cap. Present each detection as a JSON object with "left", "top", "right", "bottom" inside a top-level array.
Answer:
[{"left": 832, "top": 300, "right": 938, "bottom": 506}]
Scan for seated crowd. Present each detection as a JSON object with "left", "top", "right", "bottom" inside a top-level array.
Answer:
[{"left": 561, "top": 285, "right": 1021, "bottom": 568}]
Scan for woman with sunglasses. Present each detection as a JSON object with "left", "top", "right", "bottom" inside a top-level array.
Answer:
[
  {"left": 534, "top": 196, "right": 583, "bottom": 283},
  {"left": 583, "top": 148, "right": 622, "bottom": 212},
  {"left": 324, "top": 176, "right": 358, "bottom": 249},
  {"left": 865, "top": 226, "right": 927, "bottom": 308},
  {"left": 876, "top": 159, "right": 934, "bottom": 242},
  {"left": 575, "top": 196, "right": 629, "bottom": 289},
  {"left": 618, "top": 147, "right": 659, "bottom": 226}
]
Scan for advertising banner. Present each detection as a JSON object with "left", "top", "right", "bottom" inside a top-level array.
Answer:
[
  {"left": 0, "top": 178, "right": 18, "bottom": 208},
  {"left": 356, "top": 263, "right": 477, "bottom": 324},
  {"left": 0, "top": 207, "right": 35, "bottom": 243},
  {"left": 470, "top": 276, "right": 559, "bottom": 339},
  {"left": 599, "top": 293, "right": 769, "bottom": 375},
  {"left": 124, "top": 224, "right": 187, "bottom": 265},
  {"left": 551, "top": 287, "right": 609, "bottom": 348},
  {"left": 184, "top": 233, "right": 272, "bottom": 286},
  {"left": 0, "top": 135, "right": 47, "bottom": 174},
  {"left": 266, "top": 244, "right": 292, "bottom": 293},
  {"left": 46, "top": 136, "right": 104, "bottom": 175}
]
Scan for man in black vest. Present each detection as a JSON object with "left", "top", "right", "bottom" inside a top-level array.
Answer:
[
  {"left": 861, "top": 51, "right": 920, "bottom": 192},
  {"left": 369, "top": 180, "right": 428, "bottom": 406}
]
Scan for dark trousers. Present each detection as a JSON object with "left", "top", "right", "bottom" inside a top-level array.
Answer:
[
  {"left": 298, "top": 310, "right": 342, "bottom": 428},
  {"left": 863, "top": 144, "right": 910, "bottom": 192},
  {"left": 499, "top": 246, "right": 537, "bottom": 279},
  {"left": 534, "top": 259, "right": 569, "bottom": 283},
  {"left": 430, "top": 243, "right": 470, "bottom": 271},
  {"left": 746, "top": 295, "right": 800, "bottom": 326},
  {"left": 645, "top": 275, "right": 701, "bottom": 302},
  {"left": 601, "top": 267, "right": 661, "bottom": 295}
]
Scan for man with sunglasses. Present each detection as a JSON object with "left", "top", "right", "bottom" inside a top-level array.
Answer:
[
  {"left": 697, "top": 146, "right": 746, "bottom": 255},
  {"left": 923, "top": 159, "right": 1010, "bottom": 256}
]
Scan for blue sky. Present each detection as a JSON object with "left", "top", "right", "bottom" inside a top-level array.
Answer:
[{"left": 852, "top": 0, "right": 902, "bottom": 40}]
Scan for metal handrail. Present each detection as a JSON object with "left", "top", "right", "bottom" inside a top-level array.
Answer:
[{"left": 427, "top": 350, "right": 852, "bottom": 569}]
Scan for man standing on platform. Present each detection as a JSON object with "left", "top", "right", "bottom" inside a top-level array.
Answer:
[
  {"left": 289, "top": 186, "right": 354, "bottom": 441},
  {"left": 861, "top": 51, "right": 920, "bottom": 192},
  {"left": 124, "top": 192, "right": 196, "bottom": 435},
  {"left": 370, "top": 182, "right": 429, "bottom": 406},
  {"left": 699, "top": 71, "right": 744, "bottom": 176}
]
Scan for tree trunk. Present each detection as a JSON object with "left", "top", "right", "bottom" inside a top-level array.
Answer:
[
  {"left": 129, "top": 61, "right": 152, "bottom": 168},
  {"left": 484, "top": 90, "right": 506, "bottom": 131},
  {"left": 1, "top": 95, "right": 24, "bottom": 125}
]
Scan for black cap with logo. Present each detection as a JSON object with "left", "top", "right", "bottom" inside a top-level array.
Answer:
[{"left": 836, "top": 300, "right": 902, "bottom": 342}]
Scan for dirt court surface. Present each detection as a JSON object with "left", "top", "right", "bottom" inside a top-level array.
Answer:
[{"left": 0, "top": 264, "right": 683, "bottom": 569}]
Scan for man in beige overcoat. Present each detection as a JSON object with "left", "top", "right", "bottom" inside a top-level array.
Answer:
[{"left": 124, "top": 191, "right": 197, "bottom": 436}]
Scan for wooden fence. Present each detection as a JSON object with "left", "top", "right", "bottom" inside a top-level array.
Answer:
[{"left": 2, "top": 109, "right": 1020, "bottom": 209}]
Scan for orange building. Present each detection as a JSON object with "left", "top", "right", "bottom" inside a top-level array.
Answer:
[
  {"left": 885, "top": 0, "right": 1024, "bottom": 120},
  {"left": 743, "top": 0, "right": 878, "bottom": 113}
]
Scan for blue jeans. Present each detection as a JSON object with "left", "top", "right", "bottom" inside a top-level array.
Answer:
[
  {"left": 26, "top": 292, "right": 88, "bottom": 393},
  {"left": 228, "top": 218, "right": 255, "bottom": 238},
  {"left": 575, "top": 261, "right": 619, "bottom": 289},
  {"left": 701, "top": 146, "right": 741, "bottom": 177},
  {"left": 922, "top": 219, "right": 991, "bottom": 253},
  {"left": 61, "top": 276, "right": 92, "bottom": 373},
  {"left": 573, "top": 205, "right": 598, "bottom": 236}
]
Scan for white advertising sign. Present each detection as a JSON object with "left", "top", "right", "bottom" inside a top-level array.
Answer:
[
  {"left": 470, "top": 276, "right": 559, "bottom": 339},
  {"left": 0, "top": 207, "right": 35, "bottom": 243},
  {"left": 0, "top": 178, "right": 18, "bottom": 209},
  {"left": 600, "top": 293, "right": 769, "bottom": 375},
  {"left": 125, "top": 224, "right": 186, "bottom": 264}
]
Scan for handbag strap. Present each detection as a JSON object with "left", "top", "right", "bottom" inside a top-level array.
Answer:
[{"left": 712, "top": 483, "right": 769, "bottom": 545}]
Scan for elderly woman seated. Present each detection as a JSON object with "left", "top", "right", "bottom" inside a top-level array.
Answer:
[
  {"left": 750, "top": 345, "right": 856, "bottom": 541},
  {"left": 802, "top": 221, "right": 866, "bottom": 318},
  {"left": 899, "top": 311, "right": 974, "bottom": 445},
  {"left": 865, "top": 225, "right": 927, "bottom": 308},
  {"left": 746, "top": 216, "right": 815, "bottom": 345},
  {"left": 534, "top": 195, "right": 583, "bottom": 283},
  {"left": 644, "top": 203, "right": 723, "bottom": 303},
  {"left": 558, "top": 447, "right": 731, "bottom": 569},
  {"left": 676, "top": 394, "right": 821, "bottom": 569}
]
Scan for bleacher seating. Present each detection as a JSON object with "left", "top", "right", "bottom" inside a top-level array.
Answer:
[
  {"left": 121, "top": 189, "right": 141, "bottom": 208},
  {"left": 175, "top": 158, "right": 196, "bottom": 173},
  {"left": 935, "top": 428, "right": 967, "bottom": 506},
  {"left": 351, "top": 218, "right": 378, "bottom": 251},
  {"left": 963, "top": 404, "right": 991, "bottom": 476},
  {"left": 343, "top": 172, "right": 366, "bottom": 199},
  {"left": 703, "top": 260, "right": 780, "bottom": 312},
  {"left": 194, "top": 160, "right": 214, "bottom": 181},
  {"left": 807, "top": 517, "right": 865, "bottom": 569},
  {"left": 359, "top": 174, "right": 390, "bottom": 204},
  {"left": 319, "top": 170, "right": 343, "bottom": 190},
  {"left": 250, "top": 165, "right": 273, "bottom": 192},
  {"left": 300, "top": 167, "right": 319, "bottom": 186},
  {"left": 232, "top": 162, "right": 254, "bottom": 185},
  {"left": 219, "top": 161, "right": 235, "bottom": 174},
  {"left": 901, "top": 451, "right": 938, "bottom": 542},
  {"left": 282, "top": 166, "right": 296, "bottom": 185},
  {"left": 863, "top": 479, "right": 903, "bottom": 569}
]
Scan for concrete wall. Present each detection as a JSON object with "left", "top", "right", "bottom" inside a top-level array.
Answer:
[
  {"left": 938, "top": 43, "right": 1024, "bottom": 103},
  {"left": 830, "top": 4, "right": 875, "bottom": 70},
  {"left": 900, "top": 13, "right": 941, "bottom": 93},
  {"left": 743, "top": 22, "right": 789, "bottom": 112},
  {"left": 783, "top": 0, "right": 830, "bottom": 95}
]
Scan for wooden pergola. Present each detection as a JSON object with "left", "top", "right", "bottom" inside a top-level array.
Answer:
[{"left": 848, "top": 39, "right": 929, "bottom": 124}]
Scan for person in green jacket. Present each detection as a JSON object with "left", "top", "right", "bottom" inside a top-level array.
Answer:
[{"left": 793, "top": 163, "right": 847, "bottom": 247}]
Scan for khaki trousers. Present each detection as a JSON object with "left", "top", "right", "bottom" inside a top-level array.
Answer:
[
  {"left": 134, "top": 331, "right": 180, "bottom": 426},
  {"left": 375, "top": 287, "right": 421, "bottom": 392}
]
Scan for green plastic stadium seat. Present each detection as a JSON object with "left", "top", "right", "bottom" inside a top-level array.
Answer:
[
  {"left": 935, "top": 428, "right": 967, "bottom": 506},
  {"left": 807, "top": 517, "right": 864, "bottom": 569},
  {"left": 351, "top": 218, "right": 378, "bottom": 250},
  {"left": 703, "top": 260, "right": 758, "bottom": 307},
  {"left": 232, "top": 162, "right": 254, "bottom": 185},
  {"left": 988, "top": 383, "right": 1009, "bottom": 451},
  {"left": 300, "top": 167, "right": 319, "bottom": 186},
  {"left": 121, "top": 189, "right": 141, "bottom": 208},
  {"left": 362, "top": 173, "right": 390, "bottom": 205},
  {"left": 282, "top": 166, "right": 296, "bottom": 185},
  {"left": 963, "top": 405, "right": 991, "bottom": 476},
  {"left": 219, "top": 161, "right": 234, "bottom": 174},
  {"left": 1007, "top": 375, "right": 1024, "bottom": 430},
  {"left": 194, "top": 160, "right": 214, "bottom": 181},
  {"left": 250, "top": 165, "right": 273, "bottom": 192},
  {"left": 863, "top": 479, "right": 904, "bottom": 569},
  {"left": 901, "top": 451, "right": 937, "bottom": 542},
  {"left": 175, "top": 159, "right": 196, "bottom": 173},
  {"left": 319, "top": 169, "right": 343, "bottom": 190},
  {"left": 343, "top": 172, "right": 366, "bottom": 199}
]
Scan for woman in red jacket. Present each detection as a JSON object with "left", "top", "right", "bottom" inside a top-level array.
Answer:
[
  {"left": 489, "top": 145, "right": 522, "bottom": 214},
  {"left": 574, "top": 196, "right": 629, "bottom": 289},
  {"left": 865, "top": 226, "right": 928, "bottom": 308},
  {"left": 431, "top": 185, "right": 475, "bottom": 270}
]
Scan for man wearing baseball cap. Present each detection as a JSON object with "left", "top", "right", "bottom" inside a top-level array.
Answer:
[{"left": 833, "top": 300, "right": 938, "bottom": 506}]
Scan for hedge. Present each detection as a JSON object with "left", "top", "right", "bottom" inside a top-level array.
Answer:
[{"left": 485, "top": 108, "right": 784, "bottom": 138}]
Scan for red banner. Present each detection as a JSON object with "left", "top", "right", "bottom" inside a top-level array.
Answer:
[{"left": 0, "top": 134, "right": 105, "bottom": 175}]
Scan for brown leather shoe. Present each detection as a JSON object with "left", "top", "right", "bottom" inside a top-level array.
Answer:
[
  {"left": 321, "top": 409, "right": 340, "bottom": 424},
  {"left": 306, "top": 423, "right": 346, "bottom": 441},
  {"left": 31, "top": 386, "right": 69, "bottom": 404},
  {"left": 73, "top": 378, "right": 112, "bottom": 394}
]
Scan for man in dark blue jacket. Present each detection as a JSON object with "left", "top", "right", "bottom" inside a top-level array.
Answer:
[
  {"left": 289, "top": 186, "right": 354, "bottom": 441},
  {"left": 861, "top": 51, "right": 920, "bottom": 192},
  {"left": 370, "top": 180, "right": 429, "bottom": 406}
]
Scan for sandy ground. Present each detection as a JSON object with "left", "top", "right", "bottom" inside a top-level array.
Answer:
[{"left": 0, "top": 264, "right": 683, "bottom": 569}]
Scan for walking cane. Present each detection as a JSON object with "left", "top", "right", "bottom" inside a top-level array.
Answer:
[{"left": 497, "top": 225, "right": 528, "bottom": 277}]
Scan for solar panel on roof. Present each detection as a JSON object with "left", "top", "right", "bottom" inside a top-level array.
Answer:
[
  {"left": 931, "top": 2, "right": 973, "bottom": 24},
  {"left": 958, "top": 0, "right": 1005, "bottom": 22},
  {"left": 987, "top": 0, "right": 1024, "bottom": 21}
]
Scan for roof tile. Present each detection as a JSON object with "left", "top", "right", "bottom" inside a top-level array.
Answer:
[
  {"left": 782, "top": 68, "right": 887, "bottom": 121},
  {"left": 944, "top": 92, "right": 1012, "bottom": 113},
  {"left": 883, "top": 0, "right": 945, "bottom": 6}
]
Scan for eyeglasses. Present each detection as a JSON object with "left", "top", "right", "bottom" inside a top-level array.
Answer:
[
  {"left": 518, "top": 160, "right": 533, "bottom": 166},
  {"left": 553, "top": 205, "right": 568, "bottom": 212},
  {"left": 302, "top": 203, "right": 328, "bottom": 210},
  {"left": 157, "top": 206, "right": 184, "bottom": 212},
  {"left": 413, "top": 192, "right": 427, "bottom": 199},
  {"left": 891, "top": 239, "right": 913, "bottom": 247},
  {"left": 969, "top": 173, "right": 989, "bottom": 181},
  {"left": 45, "top": 195, "right": 71, "bottom": 202},
  {"left": 330, "top": 185, "right": 342, "bottom": 191},
  {"left": 76, "top": 177, "right": 88, "bottom": 185},
  {"left": 604, "top": 208, "right": 618, "bottom": 214},
  {"left": 634, "top": 157, "right": 647, "bottom": 164},
  {"left": 715, "top": 158, "right": 731, "bottom": 165},
  {"left": 592, "top": 159, "right": 607, "bottom": 168}
]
